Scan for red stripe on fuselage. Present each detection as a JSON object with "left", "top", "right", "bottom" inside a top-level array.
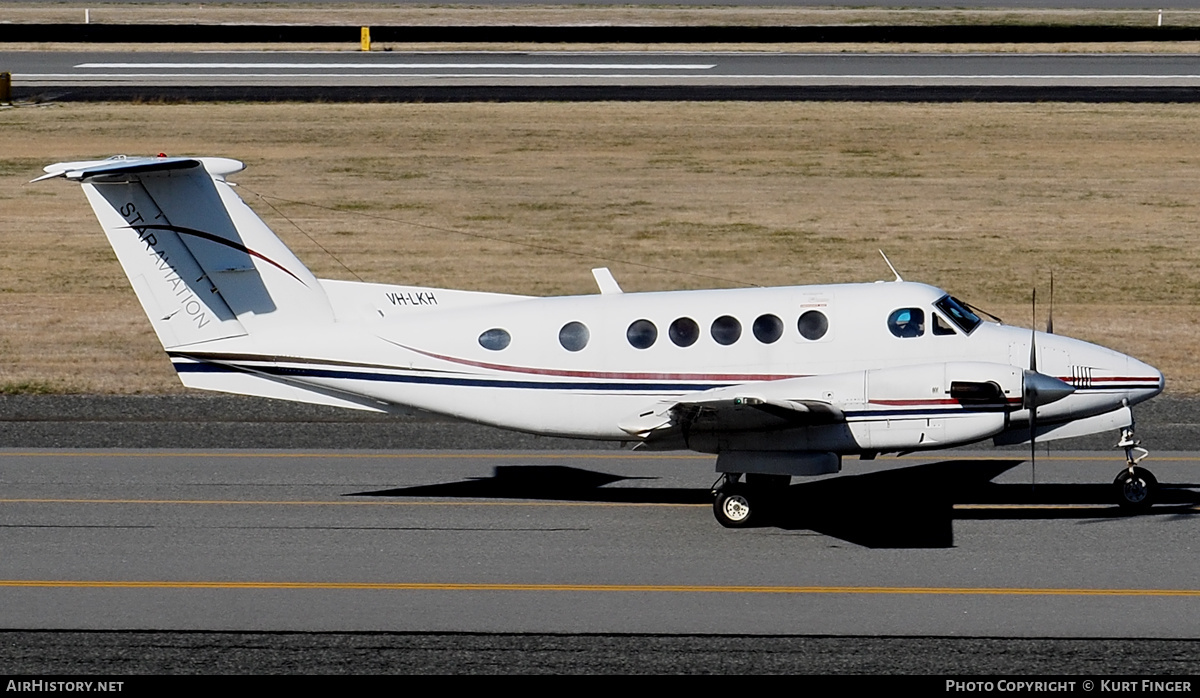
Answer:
[
  {"left": 1056, "top": 376, "right": 1161, "bottom": 383},
  {"left": 393, "top": 343, "right": 801, "bottom": 382}
]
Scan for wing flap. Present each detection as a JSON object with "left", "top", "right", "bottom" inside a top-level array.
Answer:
[{"left": 620, "top": 395, "right": 843, "bottom": 439}]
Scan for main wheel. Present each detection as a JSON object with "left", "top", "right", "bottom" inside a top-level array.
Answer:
[
  {"left": 1114, "top": 466, "right": 1158, "bottom": 511},
  {"left": 714, "top": 487, "right": 755, "bottom": 528}
]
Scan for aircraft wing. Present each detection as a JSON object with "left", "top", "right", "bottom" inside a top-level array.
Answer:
[{"left": 619, "top": 395, "right": 843, "bottom": 440}]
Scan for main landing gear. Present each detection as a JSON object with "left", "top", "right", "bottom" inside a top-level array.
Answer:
[
  {"left": 1114, "top": 425, "right": 1157, "bottom": 511},
  {"left": 712, "top": 473, "right": 789, "bottom": 528}
]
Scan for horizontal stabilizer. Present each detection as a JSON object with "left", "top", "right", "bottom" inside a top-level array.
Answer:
[{"left": 35, "top": 156, "right": 243, "bottom": 183}]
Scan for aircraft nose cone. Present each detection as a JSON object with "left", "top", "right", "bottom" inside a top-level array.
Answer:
[
  {"left": 1023, "top": 370, "right": 1076, "bottom": 409},
  {"left": 1127, "top": 355, "right": 1165, "bottom": 401}
]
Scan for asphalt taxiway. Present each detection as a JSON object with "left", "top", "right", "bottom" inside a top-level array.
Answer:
[
  {"left": 3, "top": 448, "right": 1198, "bottom": 638},
  {"left": 3, "top": 392, "right": 1199, "bottom": 671}
]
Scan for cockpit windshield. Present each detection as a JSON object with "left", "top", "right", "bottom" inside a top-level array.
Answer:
[{"left": 934, "top": 295, "right": 982, "bottom": 334}]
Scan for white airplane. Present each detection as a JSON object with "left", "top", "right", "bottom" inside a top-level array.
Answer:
[{"left": 38, "top": 155, "right": 1166, "bottom": 527}]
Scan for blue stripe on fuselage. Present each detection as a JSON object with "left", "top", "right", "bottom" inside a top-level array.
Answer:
[{"left": 171, "top": 360, "right": 1022, "bottom": 419}]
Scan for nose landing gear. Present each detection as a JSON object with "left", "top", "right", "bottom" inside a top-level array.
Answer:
[{"left": 1114, "top": 425, "right": 1157, "bottom": 511}]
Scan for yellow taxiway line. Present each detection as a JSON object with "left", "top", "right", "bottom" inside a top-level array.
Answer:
[{"left": 0, "top": 580, "right": 1197, "bottom": 596}]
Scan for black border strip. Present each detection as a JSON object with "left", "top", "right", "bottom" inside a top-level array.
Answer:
[
  {"left": 15, "top": 85, "right": 1200, "bottom": 103},
  {"left": 5, "top": 24, "right": 1200, "bottom": 44}
]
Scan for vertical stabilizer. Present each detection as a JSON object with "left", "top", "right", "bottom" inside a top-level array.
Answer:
[
  {"left": 80, "top": 179, "right": 247, "bottom": 348},
  {"left": 43, "top": 156, "right": 335, "bottom": 348}
]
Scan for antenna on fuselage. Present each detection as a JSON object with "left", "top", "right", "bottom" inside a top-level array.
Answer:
[
  {"left": 1046, "top": 270, "right": 1055, "bottom": 335},
  {"left": 878, "top": 250, "right": 904, "bottom": 282}
]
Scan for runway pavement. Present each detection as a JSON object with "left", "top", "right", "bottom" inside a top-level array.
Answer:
[{"left": 11, "top": 50, "right": 1200, "bottom": 89}]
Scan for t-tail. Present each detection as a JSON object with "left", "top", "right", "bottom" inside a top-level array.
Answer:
[{"left": 36, "top": 155, "right": 375, "bottom": 409}]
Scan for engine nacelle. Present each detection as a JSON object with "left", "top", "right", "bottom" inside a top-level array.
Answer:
[
  {"left": 633, "top": 361, "right": 1023, "bottom": 454},
  {"left": 857, "top": 362, "right": 1020, "bottom": 451}
]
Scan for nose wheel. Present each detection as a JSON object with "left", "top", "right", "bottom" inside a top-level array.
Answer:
[
  {"left": 1114, "top": 467, "right": 1157, "bottom": 510},
  {"left": 1114, "top": 425, "right": 1157, "bottom": 511}
]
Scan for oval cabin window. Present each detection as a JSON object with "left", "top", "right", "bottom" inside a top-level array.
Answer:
[
  {"left": 797, "top": 310, "right": 829, "bottom": 341},
  {"left": 753, "top": 314, "right": 784, "bottom": 344},
  {"left": 627, "top": 319, "right": 658, "bottom": 349},
  {"left": 478, "top": 328, "right": 511, "bottom": 351},
  {"left": 711, "top": 316, "right": 742, "bottom": 346},
  {"left": 669, "top": 317, "right": 700, "bottom": 347},
  {"left": 559, "top": 321, "right": 590, "bottom": 352}
]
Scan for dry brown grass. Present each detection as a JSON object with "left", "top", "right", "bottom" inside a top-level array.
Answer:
[
  {"left": 2, "top": 101, "right": 1199, "bottom": 393},
  {"left": 5, "top": 4, "right": 1199, "bottom": 54},
  {"left": 2, "top": 4, "right": 1197, "bottom": 28}
]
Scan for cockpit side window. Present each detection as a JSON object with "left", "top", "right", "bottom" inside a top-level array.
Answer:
[
  {"left": 888, "top": 308, "right": 925, "bottom": 338},
  {"left": 933, "top": 313, "right": 957, "bottom": 336},
  {"left": 934, "top": 295, "right": 982, "bottom": 334}
]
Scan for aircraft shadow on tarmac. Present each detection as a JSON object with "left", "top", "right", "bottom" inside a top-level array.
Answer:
[{"left": 348, "top": 460, "right": 1200, "bottom": 548}]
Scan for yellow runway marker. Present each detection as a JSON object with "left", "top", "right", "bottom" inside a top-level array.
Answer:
[{"left": 0, "top": 580, "right": 1197, "bottom": 597}]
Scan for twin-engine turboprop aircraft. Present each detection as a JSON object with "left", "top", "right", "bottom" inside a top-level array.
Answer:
[{"left": 39, "top": 155, "right": 1165, "bottom": 527}]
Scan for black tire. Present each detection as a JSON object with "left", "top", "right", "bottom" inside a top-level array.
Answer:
[
  {"left": 1114, "top": 467, "right": 1158, "bottom": 511},
  {"left": 713, "top": 486, "right": 755, "bottom": 528}
]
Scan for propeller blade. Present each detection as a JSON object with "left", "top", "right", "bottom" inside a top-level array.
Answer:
[
  {"left": 1029, "top": 288, "right": 1037, "bottom": 373},
  {"left": 1030, "top": 404, "right": 1037, "bottom": 492},
  {"left": 1022, "top": 368, "right": 1077, "bottom": 494}
]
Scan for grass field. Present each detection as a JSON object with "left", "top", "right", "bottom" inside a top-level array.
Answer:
[
  {"left": 2, "top": 101, "right": 1198, "bottom": 394},
  {"left": 4, "top": 3, "right": 1199, "bottom": 54},
  {"left": 3, "top": 3, "right": 1197, "bottom": 28}
]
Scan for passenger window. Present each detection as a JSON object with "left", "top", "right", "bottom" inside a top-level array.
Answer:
[
  {"left": 888, "top": 308, "right": 925, "bottom": 338},
  {"left": 669, "top": 317, "right": 699, "bottom": 347},
  {"left": 559, "top": 321, "right": 590, "bottom": 352},
  {"left": 753, "top": 314, "right": 783, "bottom": 344},
  {"left": 627, "top": 319, "right": 658, "bottom": 349},
  {"left": 478, "top": 328, "right": 511, "bottom": 351},
  {"left": 797, "top": 310, "right": 829, "bottom": 341},
  {"left": 711, "top": 315, "right": 741, "bottom": 345},
  {"left": 933, "top": 313, "right": 957, "bottom": 336}
]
